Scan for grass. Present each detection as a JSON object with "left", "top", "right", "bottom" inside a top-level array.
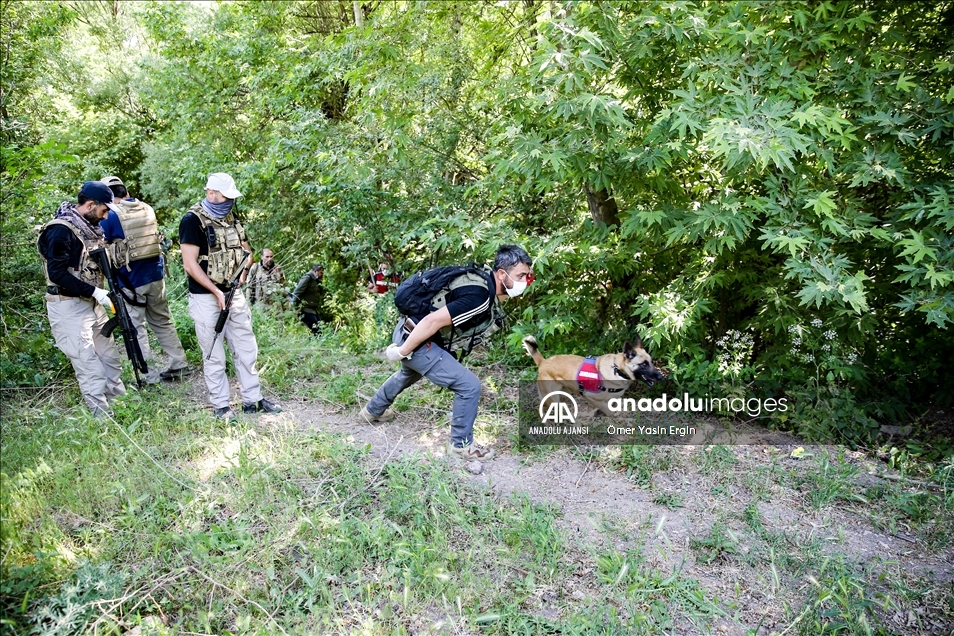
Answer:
[{"left": 3, "top": 307, "right": 954, "bottom": 635}]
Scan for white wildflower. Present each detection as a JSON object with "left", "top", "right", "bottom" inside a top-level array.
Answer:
[
  {"left": 824, "top": 330, "right": 837, "bottom": 340},
  {"left": 811, "top": 318, "right": 823, "bottom": 328}
]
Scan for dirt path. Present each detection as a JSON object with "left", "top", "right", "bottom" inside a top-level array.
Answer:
[{"left": 253, "top": 396, "right": 953, "bottom": 635}]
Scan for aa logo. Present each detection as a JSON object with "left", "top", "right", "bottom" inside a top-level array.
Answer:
[{"left": 539, "top": 391, "right": 578, "bottom": 424}]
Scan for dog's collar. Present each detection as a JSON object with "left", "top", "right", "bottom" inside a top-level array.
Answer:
[{"left": 613, "top": 363, "right": 634, "bottom": 381}]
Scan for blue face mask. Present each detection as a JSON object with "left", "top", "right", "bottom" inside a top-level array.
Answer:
[{"left": 201, "top": 197, "right": 235, "bottom": 219}]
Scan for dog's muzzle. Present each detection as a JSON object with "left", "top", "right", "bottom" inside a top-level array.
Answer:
[{"left": 639, "top": 369, "right": 666, "bottom": 388}]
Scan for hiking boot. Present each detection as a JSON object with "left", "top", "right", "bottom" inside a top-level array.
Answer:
[
  {"left": 243, "top": 399, "right": 282, "bottom": 414},
  {"left": 214, "top": 406, "right": 237, "bottom": 421},
  {"left": 160, "top": 367, "right": 193, "bottom": 381},
  {"left": 447, "top": 441, "right": 495, "bottom": 461},
  {"left": 359, "top": 406, "right": 396, "bottom": 424}
]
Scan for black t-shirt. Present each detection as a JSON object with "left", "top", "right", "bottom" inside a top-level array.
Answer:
[
  {"left": 38, "top": 224, "right": 96, "bottom": 298},
  {"left": 178, "top": 211, "right": 221, "bottom": 294},
  {"left": 431, "top": 281, "right": 492, "bottom": 349}
]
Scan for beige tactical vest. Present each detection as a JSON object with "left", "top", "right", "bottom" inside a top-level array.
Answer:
[
  {"left": 247, "top": 262, "right": 285, "bottom": 303},
  {"left": 37, "top": 219, "right": 105, "bottom": 289},
  {"left": 110, "top": 199, "right": 161, "bottom": 270},
  {"left": 189, "top": 203, "right": 247, "bottom": 284},
  {"left": 432, "top": 268, "right": 506, "bottom": 355}
]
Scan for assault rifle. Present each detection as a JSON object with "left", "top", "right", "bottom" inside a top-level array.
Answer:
[
  {"left": 208, "top": 251, "right": 251, "bottom": 360},
  {"left": 88, "top": 247, "right": 149, "bottom": 387}
]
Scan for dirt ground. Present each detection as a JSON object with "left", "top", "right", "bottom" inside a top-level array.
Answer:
[
  {"left": 173, "top": 364, "right": 952, "bottom": 635},
  {"left": 260, "top": 397, "right": 949, "bottom": 635}
]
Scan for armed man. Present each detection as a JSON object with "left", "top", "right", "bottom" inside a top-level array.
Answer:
[
  {"left": 99, "top": 176, "right": 191, "bottom": 383},
  {"left": 359, "top": 244, "right": 533, "bottom": 461},
  {"left": 178, "top": 173, "right": 281, "bottom": 420},
  {"left": 246, "top": 248, "right": 286, "bottom": 307},
  {"left": 37, "top": 181, "right": 126, "bottom": 417}
]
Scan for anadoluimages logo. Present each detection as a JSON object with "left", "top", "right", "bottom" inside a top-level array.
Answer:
[{"left": 539, "top": 391, "right": 578, "bottom": 424}]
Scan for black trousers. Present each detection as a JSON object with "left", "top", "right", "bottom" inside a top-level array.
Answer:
[{"left": 300, "top": 311, "right": 321, "bottom": 335}]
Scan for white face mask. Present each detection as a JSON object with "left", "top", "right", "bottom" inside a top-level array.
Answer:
[{"left": 502, "top": 270, "right": 527, "bottom": 298}]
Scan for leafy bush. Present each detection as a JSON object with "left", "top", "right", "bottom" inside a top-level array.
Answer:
[{"left": 2, "top": 0, "right": 952, "bottom": 446}]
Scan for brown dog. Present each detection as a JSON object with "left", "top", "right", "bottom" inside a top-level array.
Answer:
[{"left": 522, "top": 335, "right": 665, "bottom": 417}]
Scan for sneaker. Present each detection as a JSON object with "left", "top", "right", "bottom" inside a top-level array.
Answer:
[
  {"left": 447, "top": 441, "right": 495, "bottom": 461},
  {"left": 160, "top": 367, "right": 193, "bottom": 381},
  {"left": 242, "top": 399, "right": 282, "bottom": 414},
  {"left": 359, "top": 406, "right": 396, "bottom": 424},
  {"left": 214, "top": 406, "right": 237, "bottom": 421}
]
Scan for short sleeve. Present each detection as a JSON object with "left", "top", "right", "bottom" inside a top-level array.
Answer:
[
  {"left": 100, "top": 211, "right": 125, "bottom": 242},
  {"left": 178, "top": 212, "right": 205, "bottom": 247},
  {"left": 444, "top": 284, "right": 491, "bottom": 326}
]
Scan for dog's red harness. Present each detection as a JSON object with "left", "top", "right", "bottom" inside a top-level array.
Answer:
[
  {"left": 577, "top": 357, "right": 629, "bottom": 394},
  {"left": 577, "top": 357, "right": 605, "bottom": 393}
]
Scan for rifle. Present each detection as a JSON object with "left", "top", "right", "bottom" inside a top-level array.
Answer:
[
  {"left": 88, "top": 247, "right": 149, "bottom": 387},
  {"left": 208, "top": 251, "right": 251, "bottom": 360}
]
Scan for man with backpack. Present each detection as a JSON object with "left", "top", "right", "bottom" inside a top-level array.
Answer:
[
  {"left": 99, "top": 176, "right": 191, "bottom": 384},
  {"left": 359, "top": 244, "right": 533, "bottom": 461}
]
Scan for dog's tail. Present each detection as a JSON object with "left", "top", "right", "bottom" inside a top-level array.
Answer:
[{"left": 522, "top": 335, "right": 544, "bottom": 367}]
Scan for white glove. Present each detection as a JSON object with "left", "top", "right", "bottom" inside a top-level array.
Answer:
[
  {"left": 385, "top": 344, "right": 411, "bottom": 362},
  {"left": 92, "top": 287, "right": 111, "bottom": 306}
]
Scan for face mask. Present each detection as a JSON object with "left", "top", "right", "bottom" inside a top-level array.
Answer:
[{"left": 502, "top": 270, "right": 527, "bottom": 298}]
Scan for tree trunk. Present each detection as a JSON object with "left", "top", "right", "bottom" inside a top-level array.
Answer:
[
  {"left": 585, "top": 184, "right": 620, "bottom": 227},
  {"left": 353, "top": 1, "right": 364, "bottom": 27}
]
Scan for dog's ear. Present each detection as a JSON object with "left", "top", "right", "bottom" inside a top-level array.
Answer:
[
  {"left": 624, "top": 341, "right": 636, "bottom": 359},
  {"left": 633, "top": 335, "right": 644, "bottom": 350}
]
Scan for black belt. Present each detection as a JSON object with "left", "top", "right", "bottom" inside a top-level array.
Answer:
[{"left": 47, "top": 285, "right": 60, "bottom": 295}]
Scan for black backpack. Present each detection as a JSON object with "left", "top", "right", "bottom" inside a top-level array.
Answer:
[{"left": 394, "top": 264, "right": 489, "bottom": 320}]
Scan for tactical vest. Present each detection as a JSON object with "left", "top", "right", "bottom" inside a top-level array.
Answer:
[
  {"left": 432, "top": 267, "right": 506, "bottom": 356},
  {"left": 248, "top": 262, "right": 284, "bottom": 301},
  {"left": 109, "top": 199, "right": 161, "bottom": 270},
  {"left": 189, "top": 203, "right": 247, "bottom": 285},
  {"left": 37, "top": 219, "right": 105, "bottom": 290}
]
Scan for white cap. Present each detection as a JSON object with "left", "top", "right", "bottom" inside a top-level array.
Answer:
[{"left": 205, "top": 173, "right": 242, "bottom": 199}]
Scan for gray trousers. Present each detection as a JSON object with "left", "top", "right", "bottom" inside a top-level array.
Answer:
[
  {"left": 189, "top": 290, "right": 262, "bottom": 409},
  {"left": 125, "top": 278, "right": 188, "bottom": 383},
  {"left": 46, "top": 295, "right": 126, "bottom": 416},
  {"left": 366, "top": 319, "right": 482, "bottom": 447}
]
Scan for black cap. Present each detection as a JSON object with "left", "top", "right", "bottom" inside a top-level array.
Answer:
[
  {"left": 312, "top": 263, "right": 324, "bottom": 271},
  {"left": 79, "top": 181, "right": 119, "bottom": 210}
]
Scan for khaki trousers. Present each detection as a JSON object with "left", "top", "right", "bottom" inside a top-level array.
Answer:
[
  {"left": 46, "top": 295, "right": 126, "bottom": 415},
  {"left": 188, "top": 290, "right": 262, "bottom": 409},
  {"left": 125, "top": 279, "right": 188, "bottom": 383}
]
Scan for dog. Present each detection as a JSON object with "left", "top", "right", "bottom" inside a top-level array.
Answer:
[{"left": 522, "top": 335, "right": 665, "bottom": 417}]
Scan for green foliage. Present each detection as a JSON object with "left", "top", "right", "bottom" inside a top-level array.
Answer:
[
  {"left": 690, "top": 520, "right": 741, "bottom": 565},
  {"left": 797, "top": 452, "right": 867, "bottom": 510},
  {"left": 612, "top": 445, "right": 676, "bottom": 487},
  {"left": 789, "top": 557, "right": 895, "bottom": 636},
  {"left": 2, "top": 0, "right": 953, "bottom": 444},
  {"left": 29, "top": 562, "right": 125, "bottom": 636}
]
